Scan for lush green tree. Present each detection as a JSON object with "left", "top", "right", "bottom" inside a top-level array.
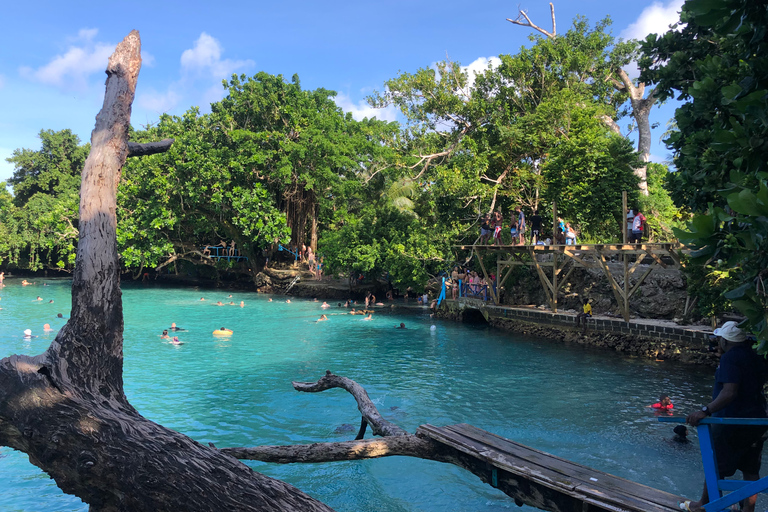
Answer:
[
  {"left": 1, "top": 129, "right": 85, "bottom": 270},
  {"left": 541, "top": 98, "right": 641, "bottom": 240},
  {"left": 120, "top": 73, "right": 400, "bottom": 280},
  {"left": 6, "top": 129, "right": 88, "bottom": 206},
  {"left": 641, "top": 0, "right": 768, "bottom": 347},
  {"left": 369, "top": 16, "right": 641, "bottom": 244}
]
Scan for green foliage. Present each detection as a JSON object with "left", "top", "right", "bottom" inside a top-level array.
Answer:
[
  {"left": 642, "top": 0, "right": 768, "bottom": 348},
  {"left": 369, "top": 15, "right": 642, "bottom": 245},
  {"left": 1, "top": 130, "right": 84, "bottom": 270},
  {"left": 542, "top": 100, "right": 641, "bottom": 240},
  {"left": 639, "top": 162, "right": 684, "bottom": 241}
]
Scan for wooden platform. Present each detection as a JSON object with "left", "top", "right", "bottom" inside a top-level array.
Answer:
[{"left": 418, "top": 423, "right": 683, "bottom": 512}]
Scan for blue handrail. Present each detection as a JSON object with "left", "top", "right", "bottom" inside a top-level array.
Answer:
[
  {"left": 659, "top": 416, "right": 768, "bottom": 511},
  {"left": 278, "top": 244, "right": 300, "bottom": 263},
  {"left": 437, "top": 277, "right": 446, "bottom": 307}
]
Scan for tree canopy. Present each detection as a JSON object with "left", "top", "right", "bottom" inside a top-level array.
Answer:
[
  {"left": 641, "top": 0, "right": 768, "bottom": 347},
  {"left": 1, "top": 14, "right": 683, "bottom": 292}
]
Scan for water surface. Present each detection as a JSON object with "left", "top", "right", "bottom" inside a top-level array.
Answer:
[{"left": 0, "top": 278, "right": 718, "bottom": 511}]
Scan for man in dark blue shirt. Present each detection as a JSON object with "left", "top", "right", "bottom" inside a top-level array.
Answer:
[{"left": 683, "top": 322, "right": 768, "bottom": 512}]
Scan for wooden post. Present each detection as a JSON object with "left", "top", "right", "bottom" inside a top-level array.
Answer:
[
  {"left": 622, "top": 191, "right": 628, "bottom": 245},
  {"left": 552, "top": 201, "right": 557, "bottom": 244}
]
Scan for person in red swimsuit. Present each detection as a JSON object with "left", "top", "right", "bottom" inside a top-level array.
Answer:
[{"left": 649, "top": 394, "right": 673, "bottom": 410}]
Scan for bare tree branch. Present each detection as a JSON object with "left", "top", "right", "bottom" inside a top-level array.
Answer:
[
  {"left": 127, "top": 138, "right": 175, "bottom": 157},
  {"left": 507, "top": 2, "right": 556, "bottom": 39},
  {"left": 293, "top": 371, "right": 408, "bottom": 437}
]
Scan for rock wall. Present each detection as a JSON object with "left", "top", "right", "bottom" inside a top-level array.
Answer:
[{"left": 500, "top": 263, "right": 693, "bottom": 321}]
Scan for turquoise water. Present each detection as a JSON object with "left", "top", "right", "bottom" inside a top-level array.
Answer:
[{"left": 0, "top": 277, "right": 717, "bottom": 511}]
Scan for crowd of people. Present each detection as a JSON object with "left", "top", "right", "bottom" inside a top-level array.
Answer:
[{"left": 477, "top": 206, "right": 648, "bottom": 246}]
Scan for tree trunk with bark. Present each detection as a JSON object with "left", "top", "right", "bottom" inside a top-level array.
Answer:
[{"left": 0, "top": 30, "right": 333, "bottom": 512}]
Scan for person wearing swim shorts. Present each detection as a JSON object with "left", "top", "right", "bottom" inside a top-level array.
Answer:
[
  {"left": 493, "top": 211, "right": 503, "bottom": 246},
  {"left": 509, "top": 213, "right": 519, "bottom": 245},
  {"left": 682, "top": 322, "right": 768, "bottom": 512}
]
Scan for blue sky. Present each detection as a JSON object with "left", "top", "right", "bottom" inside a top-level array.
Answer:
[{"left": 0, "top": 0, "right": 684, "bottom": 186}]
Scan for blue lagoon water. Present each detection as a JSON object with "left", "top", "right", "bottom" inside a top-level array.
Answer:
[{"left": 0, "top": 278, "right": 717, "bottom": 511}]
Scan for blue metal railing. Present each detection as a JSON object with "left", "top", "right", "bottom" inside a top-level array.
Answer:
[
  {"left": 278, "top": 244, "right": 300, "bottom": 264},
  {"left": 659, "top": 416, "right": 768, "bottom": 511}
]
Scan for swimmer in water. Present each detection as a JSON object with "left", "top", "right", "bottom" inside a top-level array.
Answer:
[
  {"left": 240, "top": 301, "right": 245, "bottom": 307},
  {"left": 285, "top": 299, "right": 291, "bottom": 304},
  {"left": 43, "top": 324, "right": 53, "bottom": 332},
  {"left": 268, "top": 298, "right": 273, "bottom": 302},
  {"left": 161, "top": 329, "right": 170, "bottom": 339},
  {"left": 23, "top": 329, "right": 34, "bottom": 338},
  {"left": 22, "top": 280, "right": 31, "bottom": 286},
  {"left": 200, "top": 297, "right": 205, "bottom": 301},
  {"left": 213, "top": 327, "right": 233, "bottom": 335},
  {"left": 36, "top": 296, "right": 43, "bottom": 301},
  {"left": 395, "top": 323, "right": 406, "bottom": 329},
  {"left": 363, "top": 313, "right": 373, "bottom": 321},
  {"left": 321, "top": 302, "right": 330, "bottom": 309},
  {"left": 170, "top": 323, "right": 186, "bottom": 332},
  {"left": 57, "top": 313, "right": 63, "bottom": 318},
  {"left": 317, "top": 314, "right": 328, "bottom": 322},
  {"left": 49, "top": 299, "right": 54, "bottom": 303},
  {"left": 216, "top": 301, "right": 224, "bottom": 306},
  {"left": 170, "top": 336, "right": 182, "bottom": 345},
  {"left": 349, "top": 308, "right": 356, "bottom": 315}
]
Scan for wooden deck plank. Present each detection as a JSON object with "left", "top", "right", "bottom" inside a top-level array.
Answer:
[
  {"left": 447, "top": 424, "right": 681, "bottom": 508},
  {"left": 419, "top": 424, "right": 682, "bottom": 512}
]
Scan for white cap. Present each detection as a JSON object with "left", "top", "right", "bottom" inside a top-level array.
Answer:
[
  {"left": 23, "top": 329, "right": 32, "bottom": 336},
  {"left": 713, "top": 321, "right": 747, "bottom": 343}
]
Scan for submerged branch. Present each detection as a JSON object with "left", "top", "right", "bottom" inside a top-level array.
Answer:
[{"left": 293, "top": 371, "right": 408, "bottom": 437}]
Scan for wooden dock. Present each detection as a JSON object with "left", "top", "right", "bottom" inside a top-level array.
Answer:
[
  {"left": 454, "top": 242, "right": 683, "bottom": 321},
  {"left": 418, "top": 423, "right": 682, "bottom": 512}
]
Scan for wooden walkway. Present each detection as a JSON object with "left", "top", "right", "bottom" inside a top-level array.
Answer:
[
  {"left": 455, "top": 242, "right": 683, "bottom": 321},
  {"left": 418, "top": 423, "right": 682, "bottom": 512}
]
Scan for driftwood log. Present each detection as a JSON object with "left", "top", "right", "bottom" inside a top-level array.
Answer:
[{"left": 0, "top": 30, "right": 332, "bottom": 512}]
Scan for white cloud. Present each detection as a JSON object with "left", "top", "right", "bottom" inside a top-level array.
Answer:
[
  {"left": 19, "top": 28, "right": 115, "bottom": 91},
  {"left": 462, "top": 56, "right": 501, "bottom": 86},
  {"left": 620, "top": 0, "right": 684, "bottom": 41},
  {"left": 333, "top": 93, "right": 399, "bottom": 122},
  {"left": 181, "top": 33, "right": 253, "bottom": 80}
]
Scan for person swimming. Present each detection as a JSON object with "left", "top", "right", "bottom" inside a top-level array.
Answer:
[
  {"left": 213, "top": 327, "right": 233, "bottom": 335},
  {"left": 170, "top": 336, "right": 183, "bottom": 345},
  {"left": 395, "top": 323, "right": 406, "bottom": 329},
  {"left": 43, "top": 324, "right": 53, "bottom": 332},
  {"left": 35, "top": 296, "right": 42, "bottom": 301},
  {"left": 161, "top": 329, "right": 170, "bottom": 339},
  {"left": 240, "top": 301, "right": 245, "bottom": 307},
  {"left": 170, "top": 323, "right": 186, "bottom": 332},
  {"left": 317, "top": 314, "right": 328, "bottom": 322},
  {"left": 216, "top": 301, "right": 225, "bottom": 306},
  {"left": 363, "top": 313, "right": 373, "bottom": 321},
  {"left": 23, "top": 329, "right": 34, "bottom": 338}
]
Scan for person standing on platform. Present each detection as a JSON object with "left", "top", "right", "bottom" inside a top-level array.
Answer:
[
  {"left": 630, "top": 208, "right": 646, "bottom": 244},
  {"left": 681, "top": 322, "right": 768, "bottom": 512},
  {"left": 509, "top": 213, "right": 519, "bottom": 245},
  {"left": 479, "top": 214, "right": 491, "bottom": 245},
  {"left": 515, "top": 206, "right": 526, "bottom": 245},
  {"left": 529, "top": 210, "right": 542, "bottom": 244},
  {"left": 493, "top": 210, "right": 503, "bottom": 246}
]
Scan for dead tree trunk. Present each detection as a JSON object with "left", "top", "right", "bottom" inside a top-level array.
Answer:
[{"left": 0, "top": 30, "right": 333, "bottom": 512}]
